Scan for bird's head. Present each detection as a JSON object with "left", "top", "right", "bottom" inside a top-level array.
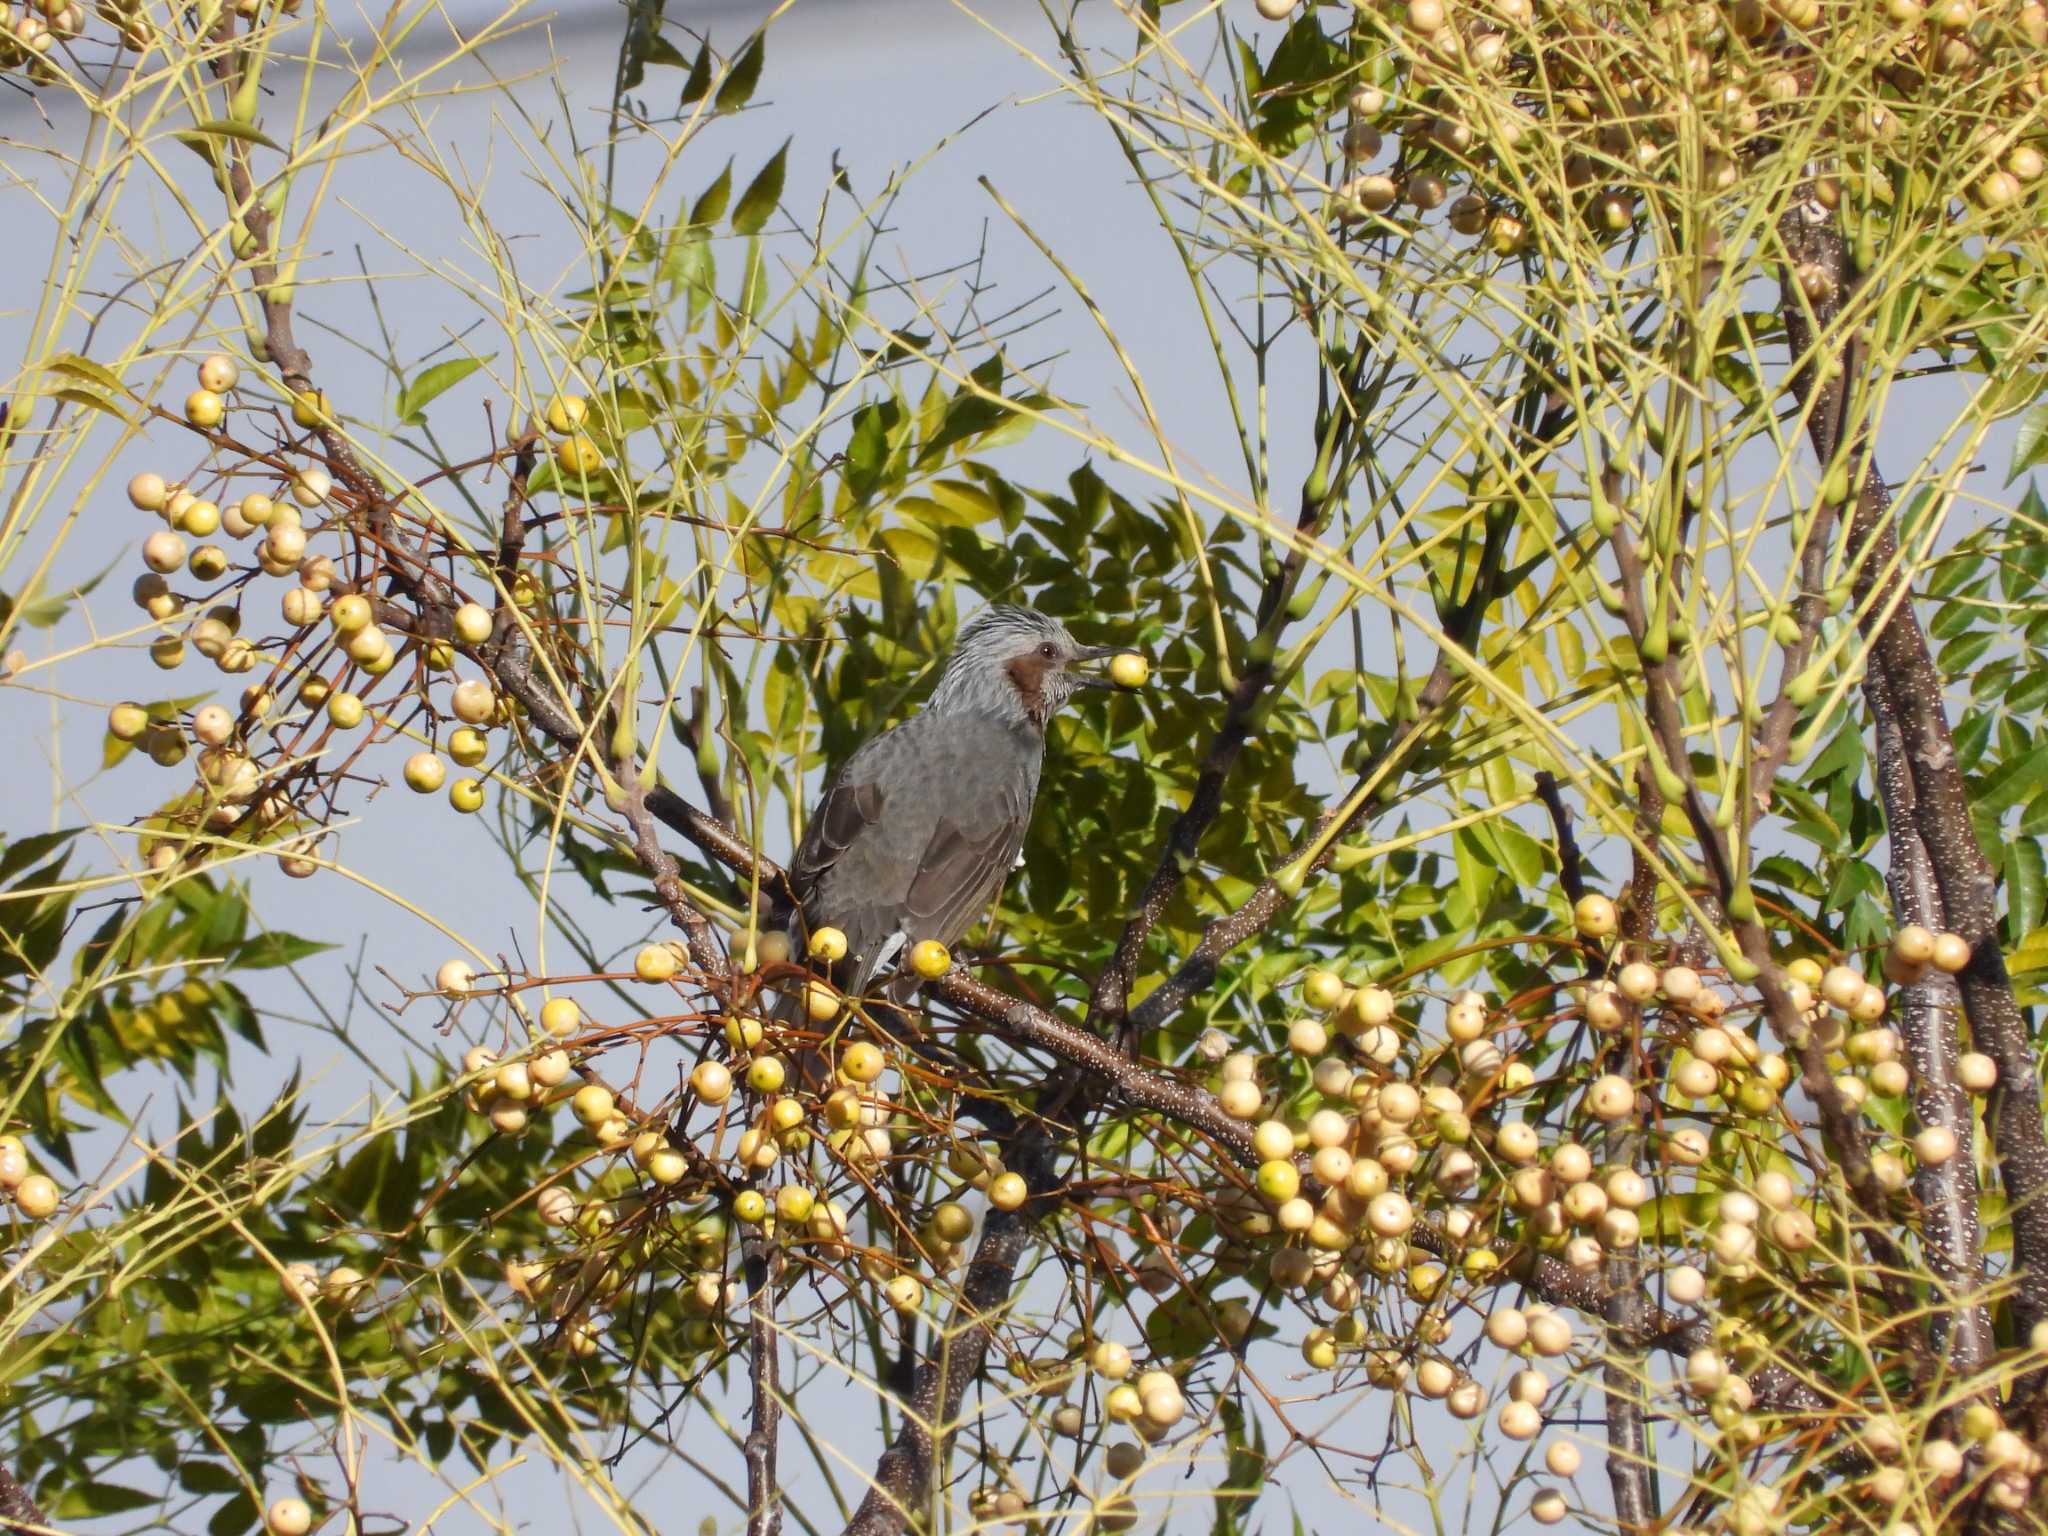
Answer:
[{"left": 927, "top": 604, "right": 1118, "bottom": 729}]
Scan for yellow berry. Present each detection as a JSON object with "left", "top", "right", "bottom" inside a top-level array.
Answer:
[
  {"left": 184, "top": 388, "right": 225, "bottom": 428},
  {"left": 884, "top": 1274, "right": 924, "bottom": 1314},
  {"left": 1109, "top": 652, "right": 1149, "bottom": 689},
  {"left": 540, "top": 997, "right": 580, "bottom": 1038},
  {"left": 14, "top": 1173, "right": 59, "bottom": 1220},
  {"left": 127, "top": 472, "right": 168, "bottom": 511},
  {"left": 544, "top": 395, "right": 589, "bottom": 434},
  {"left": 449, "top": 777, "right": 484, "bottom": 813},
  {"left": 691, "top": 1060, "right": 733, "bottom": 1104},
  {"left": 329, "top": 593, "right": 372, "bottom": 633},
  {"left": 809, "top": 926, "right": 849, "bottom": 963},
  {"left": 635, "top": 944, "right": 680, "bottom": 983},
  {"left": 555, "top": 434, "right": 602, "bottom": 475},
  {"left": 1573, "top": 893, "right": 1618, "bottom": 938},
  {"left": 452, "top": 601, "right": 493, "bottom": 644},
  {"left": 910, "top": 939, "right": 951, "bottom": 978},
  {"left": 292, "top": 390, "right": 331, "bottom": 429},
  {"left": 840, "top": 1041, "right": 885, "bottom": 1083},
  {"left": 403, "top": 753, "right": 446, "bottom": 793}
]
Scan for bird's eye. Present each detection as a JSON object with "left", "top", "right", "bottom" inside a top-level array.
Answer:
[{"left": 1038, "top": 642, "right": 1058, "bottom": 659}]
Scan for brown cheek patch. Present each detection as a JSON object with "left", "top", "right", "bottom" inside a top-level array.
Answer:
[{"left": 1006, "top": 654, "right": 1052, "bottom": 721}]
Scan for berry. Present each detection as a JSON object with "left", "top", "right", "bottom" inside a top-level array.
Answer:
[
  {"left": 184, "top": 388, "right": 225, "bottom": 428},
  {"left": 544, "top": 395, "right": 588, "bottom": 434},
  {"left": 634, "top": 944, "right": 680, "bottom": 983},
  {"left": 691, "top": 1060, "right": 733, "bottom": 1105},
  {"left": 910, "top": 939, "right": 951, "bottom": 978},
  {"left": 884, "top": 1274, "right": 924, "bottom": 1314},
  {"left": 143, "top": 531, "right": 187, "bottom": 573},
  {"left": 840, "top": 1041, "right": 885, "bottom": 1083},
  {"left": 14, "top": 1174, "right": 59, "bottom": 1219},
  {"left": 1108, "top": 652, "right": 1149, "bottom": 688},
  {"left": 556, "top": 435, "right": 602, "bottom": 475},
  {"left": 1572, "top": 893, "right": 1618, "bottom": 938},
  {"left": 128, "top": 472, "right": 168, "bottom": 510},
  {"left": 108, "top": 702, "right": 150, "bottom": 741},
  {"left": 449, "top": 727, "right": 488, "bottom": 766},
  {"left": 265, "top": 1497, "right": 313, "bottom": 1536},
  {"left": 452, "top": 602, "right": 493, "bottom": 644},
  {"left": 197, "top": 355, "right": 239, "bottom": 393},
  {"left": 449, "top": 778, "right": 484, "bottom": 813},
  {"left": 328, "top": 594, "right": 372, "bottom": 633},
  {"left": 809, "top": 925, "right": 849, "bottom": 963},
  {"left": 1930, "top": 932, "right": 1971, "bottom": 973},
  {"left": 403, "top": 753, "right": 446, "bottom": 793},
  {"left": 291, "top": 468, "right": 331, "bottom": 507}
]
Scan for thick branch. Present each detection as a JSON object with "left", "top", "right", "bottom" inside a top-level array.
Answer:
[
  {"left": 0, "top": 1460, "right": 45, "bottom": 1536},
  {"left": 1776, "top": 204, "right": 2048, "bottom": 1348},
  {"left": 1866, "top": 665, "right": 1991, "bottom": 1371},
  {"left": 842, "top": 1149, "right": 1047, "bottom": 1536},
  {"left": 742, "top": 1240, "right": 782, "bottom": 1536}
]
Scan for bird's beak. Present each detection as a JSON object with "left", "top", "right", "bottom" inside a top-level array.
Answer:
[{"left": 1071, "top": 644, "right": 1120, "bottom": 689}]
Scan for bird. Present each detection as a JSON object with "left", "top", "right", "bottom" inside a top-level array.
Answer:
[{"left": 785, "top": 604, "right": 1119, "bottom": 1004}]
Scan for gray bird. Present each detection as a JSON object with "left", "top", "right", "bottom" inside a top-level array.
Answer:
[{"left": 788, "top": 605, "right": 1118, "bottom": 998}]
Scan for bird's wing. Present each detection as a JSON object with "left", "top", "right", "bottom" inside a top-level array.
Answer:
[
  {"left": 900, "top": 810, "right": 1027, "bottom": 951},
  {"left": 797, "top": 713, "right": 1039, "bottom": 988},
  {"left": 788, "top": 775, "right": 885, "bottom": 902}
]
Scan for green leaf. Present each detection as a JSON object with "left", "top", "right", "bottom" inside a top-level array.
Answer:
[
  {"left": 207, "top": 1490, "right": 259, "bottom": 1536},
  {"left": 232, "top": 931, "right": 335, "bottom": 970},
  {"left": 2010, "top": 403, "right": 2048, "bottom": 484},
  {"left": 1938, "top": 628, "right": 1995, "bottom": 678},
  {"left": 689, "top": 161, "right": 733, "bottom": 228},
  {"left": 51, "top": 1483, "right": 159, "bottom": 1517},
  {"left": 714, "top": 35, "right": 764, "bottom": 113},
  {"left": 731, "top": 140, "right": 788, "bottom": 236},
  {"left": 50, "top": 387, "right": 136, "bottom": 425},
  {"left": 678, "top": 39, "right": 713, "bottom": 103},
  {"left": 2007, "top": 838, "right": 2046, "bottom": 943},
  {"left": 179, "top": 1461, "right": 246, "bottom": 1495},
  {"left": 1975, "top": 746, "right": 2048, "bottom": 814},
  {"left": 175, "top": 118, "right": 283, "bottom": 150},
  {"left": 0, "top": 829, "right": 80, "bottom": 884},
  {"left": 1487, "top": 818, "right": 1545, "bottom": 888},
  {"left": 43, "top": 351, "right": 131, "bottom": 397},
  {"left": 394, "top": 355, "right": 490, "bottom": 424},
  {"left": 737, "top": 238, "right": 769, "bottom": 319}
]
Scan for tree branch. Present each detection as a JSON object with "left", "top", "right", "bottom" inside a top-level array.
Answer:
[
  {"left": 743, "top": 1238, "right": 782, "bottom": 1536},
  {"left": 841, "top": 1134, "right": 1052, "bottom": 1536},
  {"left": 1775, "top": 202, "right": 2048, "bottom": 1354},
  {"left": 0, "top": 1460, "right": 46, "bottom": 1536},
  {"left": 1866, "top": 663, "right": 1991, "bottom": 1373}
]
